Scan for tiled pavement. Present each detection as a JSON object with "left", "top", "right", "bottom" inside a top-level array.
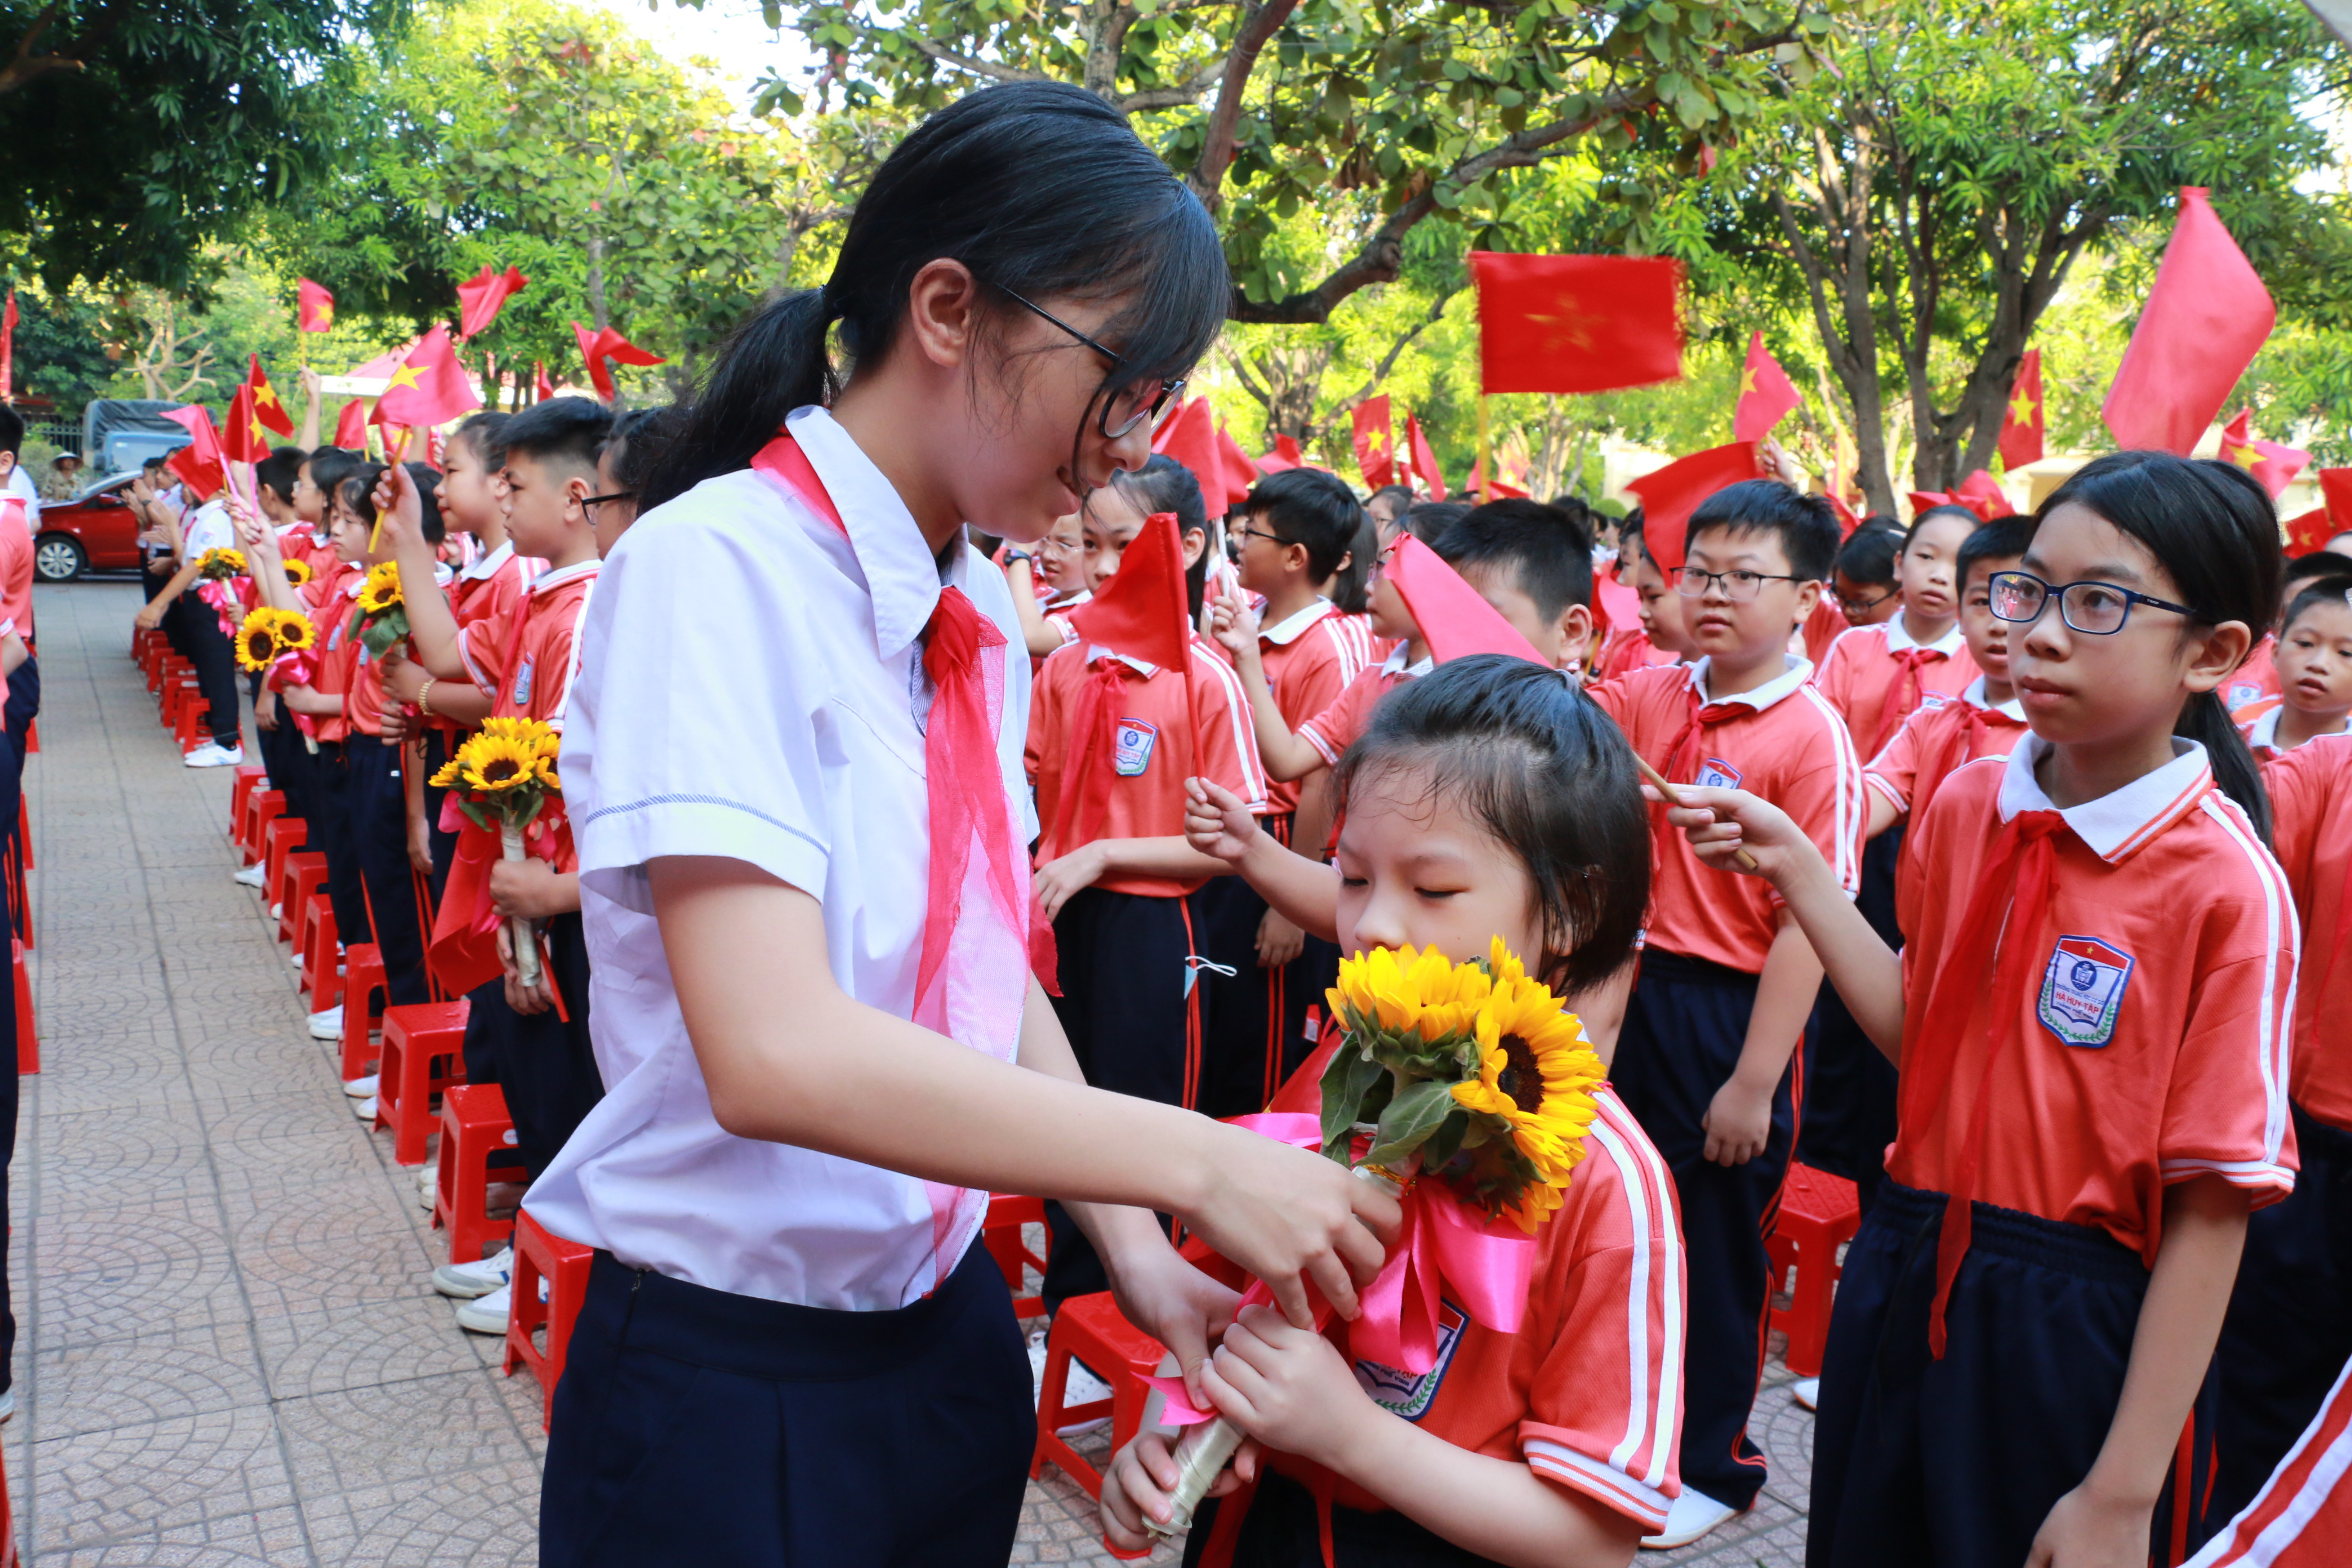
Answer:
[{"left": 13, "top": 580, "right": 1812, "bottom": 1565}]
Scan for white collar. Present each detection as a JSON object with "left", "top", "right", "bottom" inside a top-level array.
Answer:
[
  {"left": 1996, "top": 733, "right": 2213, "bottom": 865},
  {"left": 458, "top": 540, "right": 515, "bottom": 583},
  {"left": 532, "top": 558, "right": 602, "bottom": 594},
  {"left": 2239, "top": 707, "right": 2340, "bottom": 755},
  {"left": 787, "top": 405, "right": 961, "bottom": 662},
  {"left": 1259, "top": 598, "right": 1336, "bottom": 647},
  {"left": 1043, "top": 587, "right": 1091, "bottom": 612},
  {"left": 1959, "top": 675, "right": 2027, "bottom": 722},
  {"left": 1883, "top": 614, "right": 1968, "bottom": 656},
  {"left": 1083, "top": 638, "right": 1206, "bottom": 679},
  {"left": 1379, "top": 643, "right": 1435, "bottom": 680},
  {"left": 1686, "top": 654, "right": 1814, "bottom": 711}
]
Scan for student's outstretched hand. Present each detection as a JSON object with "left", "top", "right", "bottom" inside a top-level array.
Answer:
[
  {"left": 369, "top": 462, "right": 424, "bottom": 550},
  {"left": 1208, "top": 583, "right": 1260, "bottom": 662},
  {"left": 1198, "top": 1302, "right": 1380, "bottom": 1471},
  {"left": 1185, "top": 776, "right": 1263, "bottom": 866},
  {"left": 1182, "top": 1127, "right": 1399, "bottom": 1331},
  {"left": 1102, "top": 1235, "right": 1241, "bottom": 1414},
  {"left": 1642, "top": 783, "right": 1818, "bottom": 890},
  {"left": 1100, "top": 1430, "right": 1260, "bottom": 1553}
]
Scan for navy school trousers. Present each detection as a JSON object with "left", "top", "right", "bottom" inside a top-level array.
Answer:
[
  {"left": 2211, "top": 1106, "right": 2352, "bottom": 1531},
  {"left": 1185, "top": 1468, "right": 1507, "bottom": 1567},
  {"left": 1041, "top": 883, "right": 1211, "bottom": 1311},
  {"left": 1808, "top": 1180, "right": 2213, "bottom": 1568},
  {"left": 301, "top": 740, "right": 374, "bottom": 947},
  {"left": 1799, "top": 825, "right": 1902, "bottom": 1217},
  {"left": 540, "top": 1243, "right": 1034, "bottom": 1567},
  {"left": 1611, "top": 946, "right": 1810, "bottom": 1512},
  {"left": 1191, "top": 814, "right": 1340, "bottom": 1120},
  {"left": 0, "top": 672, "right": 26, "bottom": 1395},
  {"left": 473, "top": 910, "right": 602, "bottom": 1182},
  {"left": 342, "top": 731, "right": 429, "bottom": 1008},
  {"left": 168, "top": 594, "right": 240, "bottom": 749}
]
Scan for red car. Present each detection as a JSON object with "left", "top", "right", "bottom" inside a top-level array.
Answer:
[{"left": 33, "top": 471, "right": 144, "bottom": 581}]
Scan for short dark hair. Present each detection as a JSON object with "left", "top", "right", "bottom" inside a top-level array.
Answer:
[
  {"left": 1400, "top": 500, "right": 1466, "bottom": 544},
  {"left": 2282, "top": 575, "right": 2352, "bottom": 638},
  {"left": 1834, "top": 519, "right": 1903, "bottom": 586},
  {"left": 0, "top": 405, "right": 23, "bottom": 458},
  {"left": 1105, "top": 453, "right": 1211, "bottom": 618},
  {"left": 1335, "top": 655, "right": 1649, "bottom": 994},
  {"left": 335, "top": 463, "right": 386, "bottom": 523},
  {"left": 1908, "top": 502, "right": 1982, "bottom": 540},
  {"left": 308, "top": 448, "right": 363, "bottom": 509},
  {"left": 2284, "top": 550, "right": 2352, "bottom": 587},
  {"left": 1328, "top": 509, "right": 1379, "bottom": 614},
  {"left": 496, "top": 397, "right": 612, "bottom": 476},
  {"left": 256, "top": 446, "right": 307, "bottom": 506},
  {"left": 1368, "top": 483, "right": 1416, "bottom": 514},
  {"left": 1430, "top": 498, "right": 1594, "bottom": 622},
  {"left": 1688, "top": 480, "right": 1841, "bottom": 582},
  {"left": 602, "top": 406, "right": 678, "bottom": 496},
  {"left": 1243, "top": 467, "right": 1361, "bottom": 582},
  {"left": 403, "top": 462, "right": 447, "bottom": 544},
  {"left": 450, "top": 412, "right": 511, "bottom": 468},
  {"left": 1955, "top": 516, "right": 2036, "bottom": 593}
]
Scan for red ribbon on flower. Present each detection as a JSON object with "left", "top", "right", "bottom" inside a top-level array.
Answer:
[
  {"left": 266, "top": 645, "right": 321, "bottom": 738},
  {"left": 1144, "top": 1112, "right": 1538, "bottom": 1424}
]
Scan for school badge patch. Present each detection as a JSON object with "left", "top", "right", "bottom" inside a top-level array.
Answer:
[
  {"left": 1353, "top": 1302, "right": 1465, "bottom": 1421},
  {"left": 1112, "top": 718, "right": 1157, "bottom": 778},
  {"left": 511, "top": 656, "right": 534, "bottom": 709},
  {"left": 2228, "top": 681, "right": 2264, "bottom": 710},
  {"left": 1696, "top": 756, "right": 1744, "bottom": 790},
  {"left": 2038, "top": 936, "right": 2133, "bottom": 1046}
]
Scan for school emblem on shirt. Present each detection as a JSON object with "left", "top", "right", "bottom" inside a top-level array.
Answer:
[
  {"left": 2229, "top": 681, "right": 2263, "bottom": 709},
  {"left": 2037, "top": 936, "right": 2134, "bottom": 1047},
  {"left": 1920, "top": 691, "right": 1950, "bottom": 710},
  {"left": 1354, "top": 1302, "right": 1466, "bottom": 1421},
  {"left": 1696, "top": 756, "right": 1744, "bottom": 790},
  {"left": 511, "top": 656, "right": 534, "bottom": 709},
  {"left": 1112, "top": 718, "right": 1157, "bottom": 778}
]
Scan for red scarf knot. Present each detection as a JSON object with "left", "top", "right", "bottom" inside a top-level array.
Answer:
[{"left": 1876, "top": 645, "right": 1950, "bottom": 752}]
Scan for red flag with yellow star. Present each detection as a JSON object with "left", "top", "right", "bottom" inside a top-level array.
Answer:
[
  {"left": 1999, "top": 348, "right": 2044, "bottom": 469},
  {"left": 1469, "top": 251, "right": 1683, "bottom": 395},
  {"left": 1351, "top": 395, "right": 1395, "bottom": 490},
  {"left": 297, "top": 279, "right": 335, "bottom": 334},
  {"left": 571, "top": 322, "right": 665, "bottom": 402},
  {"left": 222, "top": 384, "right": 262, "bottom": 466},
  {"left": 1732, "top": 331, "right": 1801, "bottom": 442},
  {"left": 456, "top": 264, "right": 529, "bottom": 340},
  {"left": 2102, "top": 188, "right": 2274, "bottom": 455},
  {"left": 332, "top": 398, "right": 368, "bottom": 451},
  {"left": 1626, "top": 442, "right": 1757, "bottom": 574},
  {"left": 1406, "top": 413, "right": 1447, "bottom": 502},
  {"left": 2219, "top": 409, "right": 2309, "bottom": 499},
  {"left": 245, "top": 355, "right": 295, "bottom": 438},
  {"left": 374, "top": 324, "right": 480, "bottom": 429}
]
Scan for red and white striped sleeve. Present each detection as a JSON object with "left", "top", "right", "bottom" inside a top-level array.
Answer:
[
  {"left": 1516, "top": 1088, "right": 1686, "bottom": 1531},
  {"left": 2188, "top": 1352, "right": 2352, "bottom": 1567}
]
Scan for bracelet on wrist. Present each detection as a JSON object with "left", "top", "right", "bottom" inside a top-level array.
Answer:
[{"left": 417, "top": 678, "right": 436, "bottom": 718}]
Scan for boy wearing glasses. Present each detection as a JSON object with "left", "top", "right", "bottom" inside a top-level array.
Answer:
[{"left": 1586, "top": 480, "right": 1862, "bottom": 1549}]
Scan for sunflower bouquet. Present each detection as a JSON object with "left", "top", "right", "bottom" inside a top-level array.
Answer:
[
  {"left": 280, "top": 557, "right": 313, "bottom": 587},
  {"left": 429, "top": 717, "right": 564, "bottom": 988},
  {"left": 234, "top": 607, "right": 315, "bottom": 674},
  {"left": 193, "top": 547, "right": 246, "bottom": 583},
  {"left": 346, "top": 562, "right": 410, "bottom": 660}
]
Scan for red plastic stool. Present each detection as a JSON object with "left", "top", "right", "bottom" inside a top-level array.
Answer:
[
  {"left": 435, "top": 1083, "right": 524, "bottom": 1266},
  {"left": 255, "top": 806, "right": 297, "bottom": 885},
  {"left": 168, "top": 677, "right": 202, "bottom": 748},
  {"left": 242, "top": 790, "right": 287, "bottom": 866},
  {"left": 1767, "top": 1162, "right": 1861, "bottom": 1378},
  {"left": 279, "top": 852, "right": 328, "bottom": 946},
  {"left": 983, "top": 1193, "right": 1050, "bottom": 1318},
  {"left": 228, "top": 765, "right": 267, "bottom": 845},
  {"left": 13, "top": 938, "right": 33, "bottom": 1076},
  {"left": 299, "top": 897, "right": 340, "bottom": 1012},
  {"left": 505, "top": 1206, "right": 595, "bottom": 1431},
  {"left": 338, "top": 943, "right": 387, "bottom": 1081},
  {"left": 1031, "top": 1291, "right": 1168, "bottom": 1502},
  {"left": 376, "top": 1000, "right": 469, "bottom": 1165}
]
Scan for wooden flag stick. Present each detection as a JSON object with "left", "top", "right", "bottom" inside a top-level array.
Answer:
[
  {"left": 1476, "top": 395, "right": 1492, "bottom": 502},
  {"left": 1632, "top": 752, "right": 1761, "bottom": 872}
]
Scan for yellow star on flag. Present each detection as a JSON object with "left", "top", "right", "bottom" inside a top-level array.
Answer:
[
  {"left": 1367, "top": 430, "right": 1389, "bottom": 458},
  {"left": 249, "top": 413, "right": 268, "bottom": 443},
  {"left": 2008, "top": 388, "right": 2037, "bottom": 425},
  {"left": 384, "top": 362, "right": 426, "bottom": 393},
  {"left": 1738, "top": 365, "right": 1759, "bottom": 397},
  {"left": 253, "top": 382, "right": 280, "bottom": 409},
  {"left": 2227, "top": 441, "right": 2262, "bottom": 471},
  {"left": 316, "top": 305, "right": 333, "bottom": 330},
  {"left": 1527, "top": 297, "right": 1594, "bottom": 354}
]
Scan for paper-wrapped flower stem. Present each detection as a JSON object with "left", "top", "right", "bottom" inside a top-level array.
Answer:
[
  {"left": 499, "top": 822, "right": 544, "bottom": 990},
  {"left": 1150, "top": 1161, "right": 1407, "bottom": 1538}
]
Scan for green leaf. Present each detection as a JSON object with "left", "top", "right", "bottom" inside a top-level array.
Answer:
[
  {"left": 1363, "top": 1078, "right": 1458, "bottom": 1170},
  {"left": 1320, "top": 1043, "right": 1386, "bottom": 1155}
]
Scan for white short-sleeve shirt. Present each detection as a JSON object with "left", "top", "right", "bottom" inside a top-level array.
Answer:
[
  {"left": 525, "top": 406, "right": 1039, "bottom": 1311},
  {"left": 182, "top": 501, "right": 233, "bottom": 559}
]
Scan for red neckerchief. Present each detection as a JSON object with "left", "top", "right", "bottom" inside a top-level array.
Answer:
[{"left": 1876, "top": 643, "right": 1950, "bottom": 753}]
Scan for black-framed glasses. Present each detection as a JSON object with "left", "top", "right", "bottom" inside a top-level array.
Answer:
[
  {"left": 1987, "top": 571, "right": 2197, "bottom": 636},
  {"left": 581, "top": 491, "right": 636, "bottom": 519},
  {"left": 1675, "top": 565, "right": 1810, "bottom": 602},
  {"left": 990, "top": 283, "right": 1183, "bottom": 440},
  {"left": 1836, "top": 585, "right": 1897, "bottom": 616},
  {"left": 1230, "top": 524, "right": 1296, "bottom": 551}
]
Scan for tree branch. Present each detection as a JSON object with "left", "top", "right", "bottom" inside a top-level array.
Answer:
[
  {"left": 1118, "top": 59, "right": 1230, "bottom": 115},
  {"left": 892, "top": 32, "right": 1057, "bottom": 87},
  {"left": 1187, "top": 0, "right": 1298, "bottom": 203},
  {"left": 0, "top": 1, "right": 88, "bottom": 97},
  {"left": 1306, "top": 284, "right": 1460, "bottom": 444}
]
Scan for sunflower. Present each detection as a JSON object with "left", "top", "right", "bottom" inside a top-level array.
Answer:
[
  {"left": 282, "top": 558, "right": 313, "bottom": 587},
  {"left": 427, "top": 756, "right": 463, "bottom": 790},
  {"left": 459, "top": 732, "right": 551, "bottom": 794},
  {"left": 235, "top": 611, "right": 282, "bottom": 673},
  {"left": 478, "top": 714, "right": 561, "bottom": 763},
  {"left": 1329, "top": 943, "right": 1493, "bottom": 1045},
  {"left": 1451, "top": 975, "right": 1606, "bottom": 1184},
  {"left": 356, "top": 562, "right": 403, "bottom": 616},
  {"left": 272, "top": 611, "right": 316, "bottom": 652},
  {"left": 196, "top": 547, "right": 246, "bottom": 579}
]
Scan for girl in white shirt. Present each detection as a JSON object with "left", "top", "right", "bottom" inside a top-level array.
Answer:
[{"left": 532, "top": 81, "right": 1400, "bottom": 1566}]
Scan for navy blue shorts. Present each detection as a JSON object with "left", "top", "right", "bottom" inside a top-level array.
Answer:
[
  {"left": 1808, "top": 1179, "right": 2213, "bottom": 1568},
  {"left": 541, "top": 1243, "right": 1034, "bottom": 1567},
  {"left": 1191, "top": 815, "right": 1340, "bottom": 1119},
  {"left": 1799, "top": 831, "right": 1900, "bottom": 1213}
]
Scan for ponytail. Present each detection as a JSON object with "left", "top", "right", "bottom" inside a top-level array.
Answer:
[
  {"left": 2035, "top": 451, "right": 2282, "bottom": 844},
  {"left": 643, "top": 291, "right": 833, "bottom": 511}
]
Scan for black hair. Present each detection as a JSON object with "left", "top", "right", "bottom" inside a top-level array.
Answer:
[
  {"left": 1430, "top": 498, "right": 1594, "bottom": 622},
  {"left": 643, "top": 81, "right": 1226, "bottom": 512},
  {"left": 496, "top": 397, "right": 611, "bottom": 476},
  {"left": 0, "top": 404, "right": 23, "bottom": 458},
  {"left": 402, "top": 462, "right": 447, "bottom": 545},
  {"left": 1334, "top": 655, "right": 1649, "bottom": 993},
  {"left": 2280, "top": 576, "right": 2352, "bottom": 640},
  {"left": 1103, "top": 455, "right": 1211, "bottom": 619},
  {"left": 1400, "top": 500, "right": 1467, "bottom": 544},
  {"left": 1243, "top": 467, "right": 1362, "bottom": 582},
  {"left": 2284, "top": 550, "right": 2352, "bottom": 588},
  {"left": 335, "top": 463, "right": 386, "bottom": 524},
  {"left": 308, "top": 448, "right": 362, "bottom": 512},
  {"left": 1689, "top": 480, "right": 1841, "bottom": 582},
  {"left": 449, "top": 412, "right": 511, "bottom": 468},
  {"left": 1906, "top": 503, "right": 1979, "bottom": 540},
  {"left": 1329, "top": 509, "right": 1379, "bottom": 614},
  {"left": 1955, "top": 516, "right": 2035, "bottom": 594},
  {"left": 1834, "top": 520, "right": 1903, "bottom": 587},
  {"left": 1367, "top": 484, "right": 1416, "bottom": 516},
  {"left": 142, "top": 455, "right": 168, "bottom": 473},
  {"left": 602, "top": 406, "right": 678, "bottom": 495},
  {"left": 255, "top": 446, "right": 307, "bottom": 507},
  {"left": 2035, "top": 451, "right": 2282, "bottom": 842}
]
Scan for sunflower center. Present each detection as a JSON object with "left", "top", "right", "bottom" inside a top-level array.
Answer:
[
  {"left": 1494, "top": 1033, "right": 1545, "bottom": 1114},
  {"left": 481, "top": 760, "right": 521, "bottom": 784},
  {"left": 245, "top": 633, "right": 271, "bottom": 657}
]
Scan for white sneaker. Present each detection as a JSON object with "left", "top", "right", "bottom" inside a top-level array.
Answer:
[
  {"left": 1792, "top": 1377, "right": 1820, "bottom": 1411},
  {"left": 1027, "top": 1328, "right": 1048, "bottom": 1398},
  {"left": 341, "top": 1072, "right": 377, "bottom": 1099},
  {"left": 455, "top": 1284, "right": 511, "bottom": 1335},
  {"left": 0, "top": 1388, "right": 15, "bottom": 1422},
  {"left": 183, "top": 742, "right": 244, "bottom": 768},
  {"left": 351, "top": 1095, "right": 376, "bottom": 1121},
  {"left": 270, "top": 902, "right": 283, "bottom": 921},
  {"left": 310, "top": 1005, "right": 345, "bottom": 1043},
  {"left": 1641, "top": 1487, "right": 1740, "bottom": 1550},
  {"left": 233, "top": 861, "right": 267, "bottom": 888},
  {"left": 433, "top": 1246, "right": 512, "bottom": 1300},
  {"left": 418, "top": 1163, "right": 439, "bottom": 1210}
]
